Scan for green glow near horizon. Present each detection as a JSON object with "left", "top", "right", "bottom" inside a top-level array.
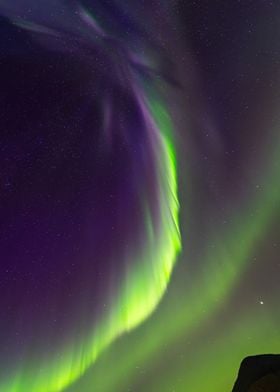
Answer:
[
  {"left": 154, "top": 305, "right": 280, "bottom": 392},
  {"left": 1, "top": 96, "right": 181, "bottom": 392}
]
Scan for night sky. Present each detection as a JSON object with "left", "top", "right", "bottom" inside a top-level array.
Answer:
[{"left": 0, "top": 1, "right": 280, "bottom": 391}]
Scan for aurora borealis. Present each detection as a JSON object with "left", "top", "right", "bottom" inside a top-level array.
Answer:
[{"left": 0, "top": 1, "right": 280, "bottom": 391}]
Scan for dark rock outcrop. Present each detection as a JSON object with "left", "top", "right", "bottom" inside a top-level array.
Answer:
[{"left": 232, "top": 355, "right": 280, "bottom": 391}]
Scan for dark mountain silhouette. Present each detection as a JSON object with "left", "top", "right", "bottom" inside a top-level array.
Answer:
[{"left": 232, "top": 355, "right": 280, "bottom": 391}]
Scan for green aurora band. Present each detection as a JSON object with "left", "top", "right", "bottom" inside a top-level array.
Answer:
[
  {"left": 63, "top": 133, "right": 280, "bottom": 391},
  {"left": 1, "top": 96, "right": 181, "bottom": 392}
]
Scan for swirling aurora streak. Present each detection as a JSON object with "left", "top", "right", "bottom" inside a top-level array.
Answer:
[
  {"left": 0, "top": 1, "right": 181, "bottom": 390},
  {"left": 0, "top": 76, "right": 181, "bottom": 392}
]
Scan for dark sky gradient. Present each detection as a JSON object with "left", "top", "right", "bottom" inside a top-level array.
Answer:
[{"left": 0, "top": 11, "right": 159, "bottom": 374}]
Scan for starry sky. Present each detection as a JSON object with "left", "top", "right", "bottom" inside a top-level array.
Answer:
[{"left": 0, "top": 1, "right": 280, "bottom": 391}]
